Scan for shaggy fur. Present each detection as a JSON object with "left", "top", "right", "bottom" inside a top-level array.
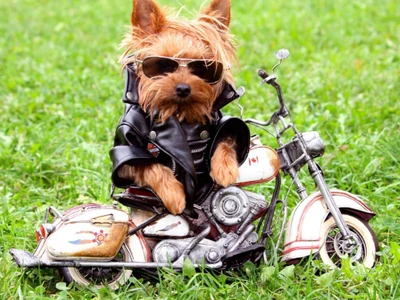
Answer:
[{"left": 118, "top": 0, "right": 239, "bottom": 215}]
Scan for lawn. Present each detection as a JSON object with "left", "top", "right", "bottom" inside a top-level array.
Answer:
[{"left": 1, "top": 0, "right": 399, "bottom": 299}]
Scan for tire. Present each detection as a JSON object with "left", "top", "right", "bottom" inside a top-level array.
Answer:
[
  {"left": 58, "top": 243, "right": 133, "bottom": 290},
  {"left": 319, "top": 214, "right": 378, "bottom": 268}
]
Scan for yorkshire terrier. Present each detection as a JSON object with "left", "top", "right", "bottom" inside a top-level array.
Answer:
[{"left": 110, "top": 0, "right": 249, "bottom": 217}]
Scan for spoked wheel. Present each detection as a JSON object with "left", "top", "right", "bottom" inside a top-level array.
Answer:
[
  {"left": 319, "top": 214, "right": 378, "bottom": 268},
  {"left": 58, "top": 244, "right": 133, "bottom": 290}
]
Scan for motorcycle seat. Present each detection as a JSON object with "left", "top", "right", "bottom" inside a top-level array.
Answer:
[{"left": 115, "top": 186, "right": 165, "bottom": 212}]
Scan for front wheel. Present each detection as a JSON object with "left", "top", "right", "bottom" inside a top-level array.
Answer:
[
  {"left": 319, "top": 214, "right": 378, "bottom": 268},
  {"left": 58, "top": 243, "right": 133, "bottom": 290}
]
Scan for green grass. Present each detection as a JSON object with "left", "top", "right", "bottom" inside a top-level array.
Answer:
[{"left": 1, "top": 0, "right": 399, "bottom": 298}]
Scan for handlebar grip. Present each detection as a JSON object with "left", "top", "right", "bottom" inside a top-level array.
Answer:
[
  {"left": 258, "top": 69, "right": 269, "bottom": 79},
  {"left": 258, "top": 69, "right": 277, "bottom": 84}
]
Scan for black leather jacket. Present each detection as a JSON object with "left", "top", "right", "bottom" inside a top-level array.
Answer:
[{"left": 110, "top": 64, "right": 250, "bottom": 215}]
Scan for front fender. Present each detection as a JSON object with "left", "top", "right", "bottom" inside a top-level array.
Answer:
[{"left": 281, "top": 189, "right": 375, "bottom": 262}]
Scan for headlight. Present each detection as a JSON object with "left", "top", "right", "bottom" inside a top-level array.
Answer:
[{"left": 302, "top": 131, "right": 325, "bottom": 158}]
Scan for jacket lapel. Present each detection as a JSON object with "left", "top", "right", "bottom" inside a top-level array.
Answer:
[{"left": 149, "top": 114, "right": 197, "bottom": 184}]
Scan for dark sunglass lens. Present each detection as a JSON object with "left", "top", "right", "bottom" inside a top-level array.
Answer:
[
  {"left": 188, "top": 61, "right": 223, "bottom": 83},
  {"left": 142, "top": 57, "right": 179, "bottom": 77}
]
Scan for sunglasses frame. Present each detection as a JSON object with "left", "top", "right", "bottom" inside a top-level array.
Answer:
[{"left": 135, "top": 56, "right": 229, "bottom": 85}]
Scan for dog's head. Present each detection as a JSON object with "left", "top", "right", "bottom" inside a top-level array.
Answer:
[{"left": 121, "top": 0, "right": 236, "bottom": 124}]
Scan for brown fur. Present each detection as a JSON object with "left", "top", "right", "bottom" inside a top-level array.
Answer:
[{"left": 119, "top": 0, "right": 239, "bottom": 215}]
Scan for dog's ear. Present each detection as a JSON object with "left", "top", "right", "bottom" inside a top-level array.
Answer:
[
  {"left": 201, "top": 0, "right": 231, "bottom": 29},
  {"left": 131, "top": 0, "right": 166, "bottom": 35}
]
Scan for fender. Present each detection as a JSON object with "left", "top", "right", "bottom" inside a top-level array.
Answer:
[
  {"left": 281, "top": 189, "right": 375, "bottom": 262},
  {"left": 126, "top": 231, "right": 152, "bottom": 263}
]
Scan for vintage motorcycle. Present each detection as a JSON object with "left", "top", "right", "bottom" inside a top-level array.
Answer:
[{"left": 10, "top": 49, "right": 379, "bottom": 289}]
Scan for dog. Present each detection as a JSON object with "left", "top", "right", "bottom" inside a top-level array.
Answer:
[{"left": 110, "top": 0, "right": 250, "bottom": 217}]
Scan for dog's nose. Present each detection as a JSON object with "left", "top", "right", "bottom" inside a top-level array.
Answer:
[{"left": 176, "top": 83, "right": 191, "bottom": 98}]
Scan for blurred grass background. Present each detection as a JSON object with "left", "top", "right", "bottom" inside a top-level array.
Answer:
[{"left": 1, "top": 0, "right": 399, "bottom": 298}]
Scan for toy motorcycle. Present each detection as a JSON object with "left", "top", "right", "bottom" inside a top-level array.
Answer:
[{"left": 10, "top": 50, "right": 378, "bottom": 289}]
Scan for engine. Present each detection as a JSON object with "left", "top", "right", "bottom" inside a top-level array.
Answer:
[
  {"left": 152, "top": 187, "right": 268, "bottom": 265},
  {"left": 211, "top": 186, "right": 268, "bottom": 226}
]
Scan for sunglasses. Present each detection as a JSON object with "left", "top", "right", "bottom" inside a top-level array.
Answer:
[{"left": 135, "top": 56, "right": 227, "bottom": 85}]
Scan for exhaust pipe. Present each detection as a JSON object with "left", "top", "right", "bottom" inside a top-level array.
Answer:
[{"left": 9, "top": 248, "right": 223, "bottom": 269}]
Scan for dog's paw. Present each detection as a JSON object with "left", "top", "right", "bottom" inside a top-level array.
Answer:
[
  {"left": 156, "top": 177, "right": 186, "bottom": 215},
  {"left": 210, "top": 139, "right": 239, "bottom": 187},
  {"left": 143, "top": 164, "right": 186, "bottom": 215}
]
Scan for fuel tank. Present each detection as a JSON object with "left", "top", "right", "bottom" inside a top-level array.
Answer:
[
  {"left": 236, "top": 135, "right": 280, "bottom": 186},
  {"left": 46, "top": 204, "right": 130, "bottom": 261}
]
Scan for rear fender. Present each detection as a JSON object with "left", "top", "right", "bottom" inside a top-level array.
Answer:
[{"left": 281, "top": 189, "right": 375, "bottom": 262}]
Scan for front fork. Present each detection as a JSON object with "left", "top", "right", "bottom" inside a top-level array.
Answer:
[
  {"left": 308, "top": 161, "right": 353, "bottom": 239},
  {"left": 281, "top": 139, "right": 355, "bottom": 248}
]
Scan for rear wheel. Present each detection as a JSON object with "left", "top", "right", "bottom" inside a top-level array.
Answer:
[
  {"left": 58, "top": 243, "right": 132, "bottom": 290},
  {"left": 319, "top": 214, "right": 378, "bottom": 268}
]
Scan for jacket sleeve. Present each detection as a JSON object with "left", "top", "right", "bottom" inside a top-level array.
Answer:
[
  {"left": 109, "top": 104, "right": 156, "bottom": 187},
  {"left": 209, "top": 115, "right": 250, "bottom": 167}
]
